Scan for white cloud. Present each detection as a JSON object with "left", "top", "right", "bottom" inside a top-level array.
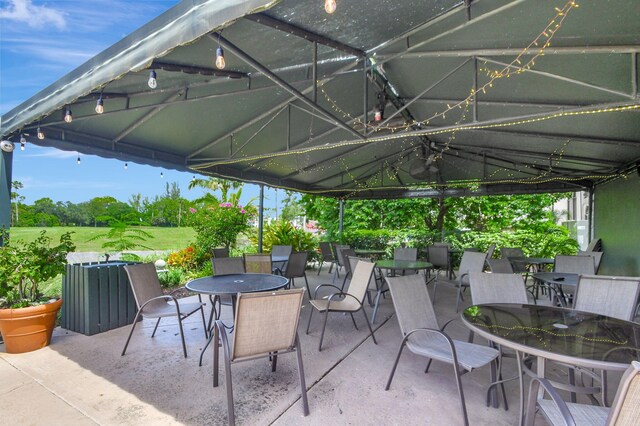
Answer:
[
  {"left": 23, "top": 147, "right": 78, "bottom": 159},
  {"left": 0, "top": 0, "right": 66, "bottom": 30}
]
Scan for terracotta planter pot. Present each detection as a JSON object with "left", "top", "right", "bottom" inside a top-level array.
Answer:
[{"left": 0, "top": 298, "right": 63, "bottom": 354}]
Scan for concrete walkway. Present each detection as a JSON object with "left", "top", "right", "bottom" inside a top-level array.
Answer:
[{"left": 1, "top": 267, "right": 585, "bottom": 425}]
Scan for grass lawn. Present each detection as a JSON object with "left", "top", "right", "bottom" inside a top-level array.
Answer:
[{"left": 8, "top": 226, "right": 196, "bottom": 252}]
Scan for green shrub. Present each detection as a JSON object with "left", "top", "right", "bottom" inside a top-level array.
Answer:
[
  {"left": 250, "top": 220, "right": 318, "bottom": 261},
  {"left": 158, "top": 267, "right": 186, "bottom": 288}
]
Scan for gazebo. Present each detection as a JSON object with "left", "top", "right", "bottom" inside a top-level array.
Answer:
[{"left": 1, "top": 0, "right": 639, "bottom": 273}]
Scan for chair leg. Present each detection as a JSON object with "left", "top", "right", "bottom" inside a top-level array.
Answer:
[
  {"left": 199, "top": 305, "right": 208, "bottom": 339},
  {"left": 177, "top": 316, "right": 188, "bottom": 358},
  {"left": 151, "top": 317, "right": 162, "bottom": 337},
  {"left": 224, "top": 345, "right": 235, "bottom": 426},
  {"left": 424, "top": 359, "right": 433, "bottom": 374},
  {"left": 305, "top": 307, "right": 314, "bottom": 334},
  {"left": 121, "top": 310, "right": 143, "bottom": 356},
  {"left": 432, "top": 282, "right": 439, "bottom": 304},
  {"left": 213, "top": 324, "right": 220, "bottom": 387},
  {"left": 452, "top": 364, "right": 470, "bottom": 426},
  {"left": 271, "top": 351, "right": 278, "bottom": 372},
  {"left": 455, "top": 285, "right": 464, "bottom": 313},
  {"left": 385, "top": 340, "right": 407, "bottom": 390},
  {"left": 362, "top": 309, "right": 377, "bottom": 345},
  {"left": 319, "top": 310, "right": 330, "bottom": 351},
  {"left": 371, "top": 289, "right": 383, "bottom": 324},
  {"left": 349, "top": 313, "right": 359, "bottom": 330},
  {"left": 317, "top": 260, "right": 323, "bottom": 275},
  {"left": 303, "top": 275, "right": 311, "bottom": 296},
  {"left": 295, "top": 334, "right": 310, "bottom": 416}
]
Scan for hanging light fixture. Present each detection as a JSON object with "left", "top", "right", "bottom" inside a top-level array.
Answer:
[
  {"left": 76, "top": 155, "right": 81, "bottom": 165},
  {"left": 64, "top": 108, "right": 73, "bottom": 123},
  {"left": 20, "top": 134, "right": 26, "bottom": 151},
  {"left": 148, "top": 70, "right": 157, "bottom": 89},
  {"left": 95, "top": 96, "right": 104, "bottom": 114},
  {"left": 37, "top": 126, "right": 45, "bottom": 140},
  {"left": 324, "top": 0, "right": 337, "bottom": 14},
  {"left": 124, "top": 162, "right": 128, "bottom": 170},
  {"left": 160, "top": 172, "right": 164, "bottom": 178},
  {"left": 215, "top": 46, "right": 226, "bottom": 69}
]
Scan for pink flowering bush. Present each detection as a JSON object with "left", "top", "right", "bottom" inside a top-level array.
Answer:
[{"left": 187, "top": 202, "right": 256, "bottom": 259}]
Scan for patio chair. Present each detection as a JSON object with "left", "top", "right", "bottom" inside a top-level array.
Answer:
[
  {"left": 317, "top": 241, "right": 336, "bottom": 275},
  {"left": 332, "top": 244, "right": 350, "bottom": 280},
  {"left": 394, "top": 247, "right": 418, "bottom": 276},
  {"left": 212, "top": 247, "right": 230, "bottom": 258},
  {"left": 524, "top": 360, "right": 640, "bottom": 426},
  {"left": 427, "top": 245, "right": 450, "bottom": 280},
  {"left": 122, "top": 263, "right": 207, "bottom": 358},
  {"left": 346, "top": 256, "right": 380, "bottom": 317},
  {"left": 213, "top": 289, "right": 309, "bottom": 426},
  {"left": 306, "top": 260, "right": 377, "bottom": 351},
  {"left": 338, "top": 248, "right": 357, "bottom": 288},
  {"left": 271, "top": 245, "right": 292, "bottom": 273},
  {"left": 384, "top": 274, "right": 499, "bottom": 426},
  {"left": 282, "top": 251, "right": 311, "bottom": 294},
  {"left": 243, "top": 253, "right": 272, "bottom": 274},
  {"left": 433, "top": 250, "right": 488, "bottom": 312},
  {"left": 210, "top": 257, "right": 246, "bottom": 325},
  {"left": 485, "top": 244, "right": 496, "bottom": 260},
  {"left": 469, "top": 271, "right": 529, "bottom": 409},
  {"left": 578, "top": 250, "right": 604, "bottom": 273},
  {"left": 553, "top": 255, "right": 596, "bottom": 275},
  {"left": 212, "top": 257, "right": 245, "bottom": 275},
  {"left": 500, "top": 247, "right": 529, "bottom": 275},
  {"left": 574, "top": 275, "right": 640, "bottom": 322},
  {"left": 486, "top": 258, "right": 515, "bottom": 273}
]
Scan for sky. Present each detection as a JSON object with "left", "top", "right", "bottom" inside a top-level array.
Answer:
[{"left": 0, "top": 0, "right": 282, "bottom": 212}]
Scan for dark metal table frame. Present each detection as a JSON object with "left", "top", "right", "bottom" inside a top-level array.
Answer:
[
  {"left": 532, "top": 272, "right": 579, "bottom": 307},
  {"left": 186, "top": 273, "right": 289, "bottom": 365},
  {"left": 462, "top": 303, "right": 640, "bottom": 426}
]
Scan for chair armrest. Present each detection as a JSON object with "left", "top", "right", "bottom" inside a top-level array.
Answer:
[
  {"left": 313, "top": 283, "right": 343, "bottom": 299},
  {"left": 525, "top": 377, "right": 576, "bottom": 426},
  {"left": 138, "top": 294, "right": 182, "bottom": 314},
  {"left": 440, "top": 317, "right": 458, "bottom": 333},
  {"left": 403, "top": 328, "right": 457, "bottom": 355}
]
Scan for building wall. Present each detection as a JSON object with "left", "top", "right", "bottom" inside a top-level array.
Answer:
[{"left": 594, "top": 173, "right": 640, "bottom": 276}]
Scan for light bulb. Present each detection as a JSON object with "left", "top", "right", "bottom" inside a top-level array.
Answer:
[
  {"left": 95, "top": 98, "right": 104, "bottom": 114},
  {"left": 20, "top": 142, "right": 25, "bottom": 151},
  {"left": 77, "top": 156, "right": 81, "bottom": 165},
  {"left": 20, "top": 134, "right": 27, "bottom": 143},
  {"left": 64, "top": 108, "right": 73, "bottom": 123},
  {"left": 215, "top": 47, "right": 225, "bottom": 69},
  {"left": 324, "top": 0, "right": 336, "bottom": 14},
  {"left": 148, "top": 70, "right": 157, "bottom": 89},
  {"left": 160, "top": 172, "right": 164, "bottom": 178},
  {"left": 37, "top": 127, "right": 45, "bottom": 140},
  {"left": 124, "top": 163, "right": 128, "bottom": 170},
  {"left": 374, "top": 109, "right": 382, "bottom": 122}
]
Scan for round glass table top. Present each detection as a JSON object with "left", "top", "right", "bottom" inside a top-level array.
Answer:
[
  {"left": 462, "top": 303, "right": 640, "bottom": 370},
  {"left": 375, "top": 260, "right": 432, "bottom": 270},
  {"left": 186, "top": 273, "right": 289, "bottom": 295}
]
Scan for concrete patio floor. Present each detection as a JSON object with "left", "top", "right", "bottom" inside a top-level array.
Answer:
[{"left": 0, "top": 267, "right": 612, "bottom": 425}]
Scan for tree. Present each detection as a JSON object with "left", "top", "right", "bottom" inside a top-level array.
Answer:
[
  {"left": 10, "top": 181, "right": 24, "bottom": 226},
  {"left": 189, "top": 177, "right": 244, "bottom": 204},
  {"left": 280, "top": 191, "right": 305, "bottom": 222}
]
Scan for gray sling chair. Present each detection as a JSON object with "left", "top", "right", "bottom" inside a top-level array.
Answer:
[
  {"left": 469, "top": 271, "right": 530, "bottom": 410},
  {"left": 346, "top": 255, "right": 383, "bottom": 322},
  {"left": 433, "top": 250, "right": 488, "bottom": 312},
  {"left": 578, "top": 250, "right": 604, "bottom": 273},
  {"left": 306, "top": 260, "right": 378, "bottom": 351},
  {"left": 393, "top": 247, "right": 418, "bottom": 276},
  {"left": 213, "top": 289, "right": 309, "bottom": 426},
  {"left": 384, "top": 274, "right": 500, "bottom": 426},
  {"left": 317, "top": 241, "right": 336, "bottom": 275},
  {"left": 552, "top": 254, "right": 596, "bottom": 306},
  {"left": 427, "top": 245, "right": 450, "bottom": 280},
  {"left": 332, "top": 244, "right": 350, "bottom": 281},
  {"left": 525, "top": 360, "right": 640, "bottom": 426},
  {"left": 338, "top": 248, "right": 357, "bottom": 289},
  {"left": 211, "top": 247, "right": 230, "bottom": 258},
  {"left": 271, "top": 244, "right": 292, "bottom": 274},
  {"left": 243, "top": 253, "right": 272, "bottom": 274},
  {"left": 210, "top": 257, "right": 246, "bottom": 325},
  {"left": 122, "top": 263, "right": 207, "bottom": 358},
  {"left": 568, "top": 275, "right": 640, "bottom": 406},
  {"left": 282, "top": 251, "right": 311, "bottom": 295}
]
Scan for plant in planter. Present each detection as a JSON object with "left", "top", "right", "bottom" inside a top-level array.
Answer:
[{"left": 0, "top": 230, "right": 75, "bottom": 353}]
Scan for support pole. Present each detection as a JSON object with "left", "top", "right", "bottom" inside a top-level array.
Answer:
[
  {"left": 363, "top": 57, "right": 368, "bottom": 136},
  {"left": 338, "top": 199, "right": 344, "bottom": 242},
  {"left": 587, "top": 188, "right": 594, "bottom": 245},
  {"left": 0, "top": 145, "right": 13, "bottom": 245},
  {"left": 258, "top": 184, "right": 264, "bottom": 253}
]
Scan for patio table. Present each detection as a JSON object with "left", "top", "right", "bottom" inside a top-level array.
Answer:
[
  {"left": 532, "top": 272, "right": 578, "bottom": 307},
  {"left": 354, "top": 248, "right": 386, "bottom": 259},
  {"left": 372, "top": 260, "right": 432, "bottom": 323},
  {"left": 462, "top": 303, "right": 640, "bottom": 425},
  {"left": 507, "top": 256, "right": 554, "bottom": 272},
  {"left": 186, "top": 273, "right": 289, "bottom": 365}
]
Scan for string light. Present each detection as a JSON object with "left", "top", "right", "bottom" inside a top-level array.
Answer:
[
  {"left": 20, "top": 134, "right": 26, "bottom": 151},
  {"left": 148, "top": 70, "right": 157, "bottom": 89},
  {"left": 64, "top": 108, "right": 73, "bottom": 123},
  {"left": 124, "top": 163, "right": 128, "bottom": 170},
  {"left": 324, "top": 0, "right": 336, "bottom": 14},
  {"left": 95, "top": 96, "right": 104, "bottom": 114},
  {"left": 215, "top": 46, "right": 225, "bottom": 69},
  {"left": 160, "top": 172, "right": 164, "bottom": 178},
  {"left": 37, "top": 126, "right": 45, "bottom": 140},
  {"left": 76, "top": 155, "right": 81, "bottom": 165}
]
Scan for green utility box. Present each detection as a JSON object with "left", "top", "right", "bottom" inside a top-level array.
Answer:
[{"left": 61, "top": 261, "right": 138, "bottom": 336}]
